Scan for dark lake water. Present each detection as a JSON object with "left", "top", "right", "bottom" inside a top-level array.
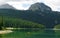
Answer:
[{"left": 0, "top": 29, "right": 60, "bottom": 38}]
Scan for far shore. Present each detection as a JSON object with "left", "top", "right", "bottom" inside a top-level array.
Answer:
[
  {"left": 0, "top": 27, "right": 60, "bottom": 34},
  {"left": 6, "top": 27, "right": 60, "bottom": 30}
]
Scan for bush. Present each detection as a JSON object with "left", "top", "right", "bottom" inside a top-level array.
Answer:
[{"left": 54, "top": 24, "right": 60, "bottom": 29}]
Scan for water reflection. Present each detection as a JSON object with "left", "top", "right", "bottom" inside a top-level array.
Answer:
[
  {"left": 24, "top": 29, "right": 59, "bottom": 38},
  {"left": 54, "top": 30, "right": 60, "bottom": 38},
  {"left": 24, "top": 29, "right": 44, "bottom": 38},
  {"left": 1, "top": 29, "right": 60, "bottom": 38}
]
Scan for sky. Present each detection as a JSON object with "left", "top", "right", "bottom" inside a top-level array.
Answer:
[{"left": 0, "top": 0, "right": 60, "bottom": 11}]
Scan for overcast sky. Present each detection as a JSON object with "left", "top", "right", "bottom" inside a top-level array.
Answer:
[{"left": 0, "top": 0, "right": 60, "bottom": 11}]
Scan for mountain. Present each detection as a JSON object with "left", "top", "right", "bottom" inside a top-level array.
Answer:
[
  {"left": 0, "top": 3, "right": 60, "bottom": 28},
  {"left": 29, "top": 3, "right": 52, "bottom": 11},
  {"left": 0, "top": 9, "right": 60, "bottom": 28},
  {"left": 0, "top": 4, "right": 15, "bottom": 9}
]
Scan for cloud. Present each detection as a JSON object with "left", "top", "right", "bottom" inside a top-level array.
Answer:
[
  {"left": 44, "top": 0, "right": 60, "bottom": 11},
  {"left": 7, "top": 2, "right": 32, "bottom": 10},
  {"left": 0, "top": 0, "right": 41, "bottom": 5},
  {"left": 0, "top": 0, "right": 41, "bottom": 10},
  {"left": 0, "top": 0, "right": 6, "bottom": 5},
  {"left": 10, "top": 0, "right": 40, "bottom": 1},
  {"left": 0, "top": 0, "right": 21, "bottom": 2},
  {"left": 7, "top": 0, "right": 41, "bottom": 10}
]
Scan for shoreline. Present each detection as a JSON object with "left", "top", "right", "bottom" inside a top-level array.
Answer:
[
  {"left": 0, "top": 27, "right": 60, "bottom": 34},
  {"left": 0, "top": 30, "right": 13, "bottom": 34}
]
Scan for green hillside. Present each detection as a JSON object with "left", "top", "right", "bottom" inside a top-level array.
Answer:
[{"left": 0, "top": 16, "right": 45, "bottom": 30}]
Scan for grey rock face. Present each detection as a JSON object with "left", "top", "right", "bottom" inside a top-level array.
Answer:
[
  {"left": 29, "top": 3, "right": 52, "bottom": 11},
  {"left": 0, "top": 4, "right": 15, "bottom": 9}
]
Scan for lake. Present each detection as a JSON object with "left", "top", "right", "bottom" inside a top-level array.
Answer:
[{"left": 0, "top": 29, "right": 60, "bottom": 38}]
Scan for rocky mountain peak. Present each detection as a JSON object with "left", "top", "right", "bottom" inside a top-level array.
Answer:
[
  {"left": 0, "top": 4, "right": 15, "bottom": 9},
  {"left": 29, "top": 3, "right": 52, "bottom": 11}
]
